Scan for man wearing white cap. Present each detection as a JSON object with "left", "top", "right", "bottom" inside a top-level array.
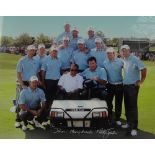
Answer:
[
  {"left": 85, "top": 26, "right": 96, "bottom": 50},
  {"left": 69, "top": 27, "right": 82, "bottom": 50},
  {"left": 72, "top": 38, "right": 90, "bottom": 72},
  {"left": 55, "top": 22, "right": 72, "bottom": 45},
  {"left": 90, "top": 37, "right": 107, "bottom": 68},
  {"left": 103, "top": 47, "right": 124, "bottom": 126},
  {"left": 121, "top": 45, "right": 147, "bottom": 136},
  {"left": 18, "top": 76, "right": 47, "bottom": 131},
  {"left": 41, "top": 46, "right": 62, "bottom": 106},
  {"left": 16, "top": 45, "right": 40, "bottom": 88},
  {"left": 34, "top": 44, "right": 48, "bottom": 70},
  {"left": 58, "top": 36, "right": 74, "bottom": 73},
  {"left": 15, "top": 45, "right": 40, "bottom": 128}
]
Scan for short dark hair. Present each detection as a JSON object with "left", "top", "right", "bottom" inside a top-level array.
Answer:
[
  {"left": 71, "top": 63, "right": 79, "bottom": 70},
  {"left": 87, "top": 56, "right": 97, "bottom": 64}
]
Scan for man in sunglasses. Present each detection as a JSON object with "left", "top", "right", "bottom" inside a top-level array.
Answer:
[{"left": 57, "top": 63, "right": 84, "bottom": 99}]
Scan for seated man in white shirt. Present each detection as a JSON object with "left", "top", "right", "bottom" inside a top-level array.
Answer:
[{"left": 58, "top": 63, "right": 84, "bottom": 99}]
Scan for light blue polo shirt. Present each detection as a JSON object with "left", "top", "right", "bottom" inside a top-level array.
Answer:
[
  {"left": 18, "top": 87, "right": 46, "bottom": 109},
  {"left": 16, "top": 56, "right": 40, "bottom": 81},
  {"left": 85, "top": 36, "right": 96, "bottom": 50},
  {"left": 123, "top": 55, "right": 145, "bottom": 85},
  {"left": 103, "top": 58, "right": 123, "bottom": 84},
  {"left": 33, "top": 54, "right": 48, "bottom": 69},
  {"left": 81, "top": 66, "right": 107, "bottom": 87},
  {"left": 55, "top": 32, "right": 72, "bottom": 44},
  {"left": 72, "top": 49, "right": 90, "bottom": 70},
  {"left": 41, "top": 56, "right": 61, "bottom": 80},
  {"left": 90, "top": 48, "right": 107, "bottom": 68},
  {"left": 69, "top": 36, "right": 82, "bottom": 50},
  {"left": 58, "top": 46, "right": 73, "bottom": 69}
]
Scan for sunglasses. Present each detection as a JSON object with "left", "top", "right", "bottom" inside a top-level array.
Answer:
[{"left": 70, "top": 69, "right": 78, "bottom": 72}]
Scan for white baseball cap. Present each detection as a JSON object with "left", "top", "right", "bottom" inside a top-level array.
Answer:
[
  {"left": 38, "top": 44, "right": 45, "bottom": 49},
  {"left": 106, "top": 47, "right": 115, "bottom": 53},
  {"left": 121, "top": 45, "right": 130, "bottom": 50},
  {"left": 27, "top": 45, "right": 36, "bottom": 51},
  {"left": 77, "top": 38, "right": 85, "bottom": 44},
  {"left": 87, "top": 26, "right": 94, "bottom": 32},
  {"left": 63, "top": 36, "right": 70, "bottom": 41},
  {"left": 50, "top": 46, "right": 58, "bottom": 52},
  {"left": 95, "top": 37, "right": 102, "bottom": 43},
  {"left": 72, "top": 27, "right": 78, "bottom": 32},
  {"left": 29, "top": 76, "right": 38, "bottom": 82}
]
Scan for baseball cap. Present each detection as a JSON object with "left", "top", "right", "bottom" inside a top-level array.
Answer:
[
  {"left": 27, "top": 45, "right": 36, "bottom": 51},
  {"left": 106, "top": 47, "right": 115, "bottom": 53},
  {"left": 77, "top": 38, "right": 85, "bottom": 44},
  {"left": 63, "top": 36, "right": 70, "bottom": 41},
  {"left": 87, "top": 26, "right": 94, "bottom": 32},
  {"left": 50, "top": 46, "right": 58, "bottom": 52},
  {"left": 121, "top": 45, "right": 130, "bottom": 50},
  {"left": 38, "top": 44, "right": 45, "bottom": 49},
  {"left": 72, "top": 27, "right": 78, "bottom": 32},
  {"left": 95, "top": 37, "right": 102, "bottom": 43},
  {"left": 29, "top": 76, "right": 38, "bottom": 82}
]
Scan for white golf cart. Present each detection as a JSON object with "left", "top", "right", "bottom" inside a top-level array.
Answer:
[{"left": 50, "top": 79, "right": 109, "bottom": 129}]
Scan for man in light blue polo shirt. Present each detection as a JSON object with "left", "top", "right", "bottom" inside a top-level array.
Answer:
[
  {"left": 34, "top": 44, "right": 48, "bottom": 70},
  {"left": 69, "top": 27, "right": 82, "bottom": 50},
  {"left": 16, "top": 45, "right": 40, "bottom": 88},
  {"left": 103, "top": 47, "right": 124, "bottom": 126},
  {"left": 41, "top": 46, "right": 62, "bottom": 106},
  {"left": 81, "top": 56, "right": 107, "bottom": 99},
  {"left": 90, "top": 37, "right": 107, "bottom": 68},
  {"left": 18, "top": 76, "right": 47, "bottom": 131},
  {"left": 58, "top": 36, "right": 74, "bottom": 73},
  {"left": 121, "top": 45, "right": 147, "bottom": 136},
  {"left": 55, "top": 22, "right": 72, "bottom": 45},
  {"left": 85, "top": 26, "right": 96, "bottom": 50},
  {"left": 72, "top": 39, "right": 90, "bottom": 72}
]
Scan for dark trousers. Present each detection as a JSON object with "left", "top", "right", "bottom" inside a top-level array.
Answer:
[
  {"left": 124, "top": 84, "right": 139, "bottom": 129},
  {"left": 45, "top": 79, "right": 59, "bottom": 105},
  {"left": 57, "top": 89, "right": 80, "bottom": 100},
  {"left": 16, "top": 81, "right": 29, "bottom": 122},
  {"left": 106, "top": 84, "right": 123, "bottom": 120},
  {"left": 19, "top": 109, "right": 48, "bottom": 126}
]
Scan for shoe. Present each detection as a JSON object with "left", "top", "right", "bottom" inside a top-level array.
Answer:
[
  {"left": 42, "top": 121, "right": 49, "bottom": 126},
  {"left": 27, "top": 120, "right": 34, "bottom": 125},
  {"left": 33, "top": 119, "right": 45, "bottom": 130},
  {"left": 131, "top": 129, "right": 138, "bottom": 136},
  {"left": 22, "top": 125, "right": 27, "bottom": 131},
  {"left": 15, "top": 121, "right": 21, "bottom": 128},
  {"left": 116, "top": 121, "right": 122, "bottom": 126},
  {"left": 121, "top": 123, "right": 129, "bottom": 129}
]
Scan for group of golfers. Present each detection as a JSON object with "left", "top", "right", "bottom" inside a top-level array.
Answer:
[{"left": 15, "top": 23, "right": 147, "bottom": 136}]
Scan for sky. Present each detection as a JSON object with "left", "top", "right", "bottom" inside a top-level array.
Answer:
[{"left": 1, "top": 16, "right": 155, "bottom": 39}]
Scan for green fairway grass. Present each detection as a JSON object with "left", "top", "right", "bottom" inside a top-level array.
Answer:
[{"left": 0, "top": 53, "right": 155, "bottom": 138}]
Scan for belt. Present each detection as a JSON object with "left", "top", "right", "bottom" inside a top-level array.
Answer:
[{"left": 109, "top": 82, "right": 123, "bottom": 85}]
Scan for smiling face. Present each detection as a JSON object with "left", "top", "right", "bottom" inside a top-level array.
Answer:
[
  {"left": 95, "top": 42, "right": 102, "bottom": 49},
  {"left": 38, "top": 47, "right": 45, "bottom": 56},
  {"left": 27, "top": 49, "right": 36, "bottom": 58},
  {"left": 64, "top": 24, "right": 70, "bottom": 32},
  {"left": 78, "top": 43, "right": 85, "bottom": 51},
  {"left": 107, "top": 52, "right": 115, "bottom": 60},
  {"left": 29, "top": 80, "right": 38, "bottom": 90},
  {"left": 88, "top": 30, "right": 94, "bottom": 38},
  {"left": 70, "top": 64, "right": 78, "bottom": 76},
  {"left": 122, "top": 48, "right": 130, "bottom": 58},
  {"left": 50, "top": 50, "right": 57, "bottom": 58},
  {"left": 88, "top": 60, "right": 97, "bottom": 71}
]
